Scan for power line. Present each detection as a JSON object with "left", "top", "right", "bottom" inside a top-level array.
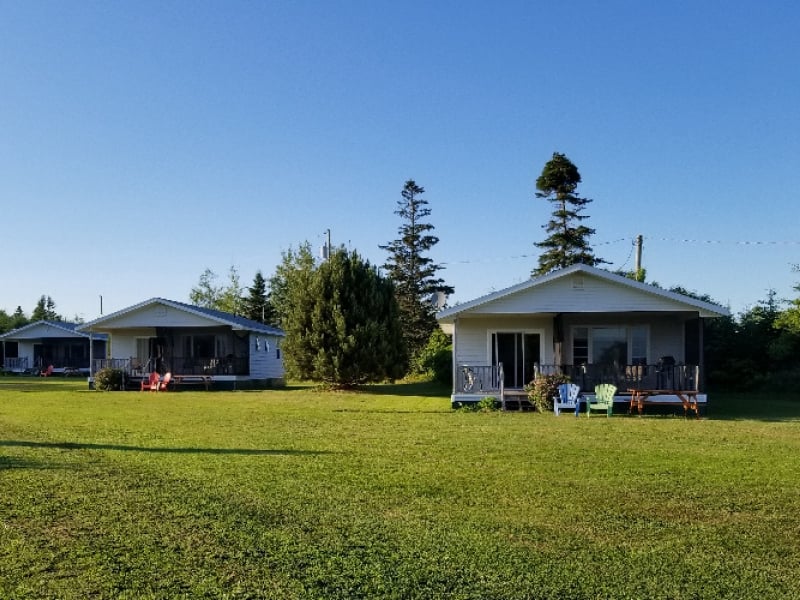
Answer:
[
  {"left": 440, "top": 236, "right": 800, "bottom": 267},
  {"left": 647, "top": 237, "right": 800, "bottom": 246}
]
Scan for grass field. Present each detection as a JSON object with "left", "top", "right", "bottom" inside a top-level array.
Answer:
[{"left": 1, "top": 378, "right": 799, "bottom": 599}]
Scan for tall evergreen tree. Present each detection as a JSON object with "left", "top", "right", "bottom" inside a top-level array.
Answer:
[
  {"left": 380, "top": 180, "right": 454, "bottom": 366},
  {"left": 31, "top": 295, "right": 60, "bottom": 321},
  {"left": 533, "top": 152, "right": 604, "bottom": 276},
  {"left": 243, "top": 270, "right": 274, "bottom": 324},
  {"left": 281, "top": 248, "right": 405, "bottom": 387},
  {"left": 12, "top": 306, "right": 27, "bottom": 329}
]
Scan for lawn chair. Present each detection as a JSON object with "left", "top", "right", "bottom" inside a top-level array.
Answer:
[
  {"left": 141, "top": 372, "right": 160, "bottom": 391},
  {"left": 553, "top": 383, "right": 581, "bottom": 416},
  {"left": 155, "top": 372, "right": 172, "bottom": 392},
  {"left": 586, "top": 383, "right": 617, "bottom": 418},
  {"left": 39, "top": 365, "right": 54, "bottom": 377}
]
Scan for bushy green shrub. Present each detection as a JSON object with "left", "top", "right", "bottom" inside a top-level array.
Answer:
[
  {"left": 454, "top": 396, "right": 498, "bottom": 412},
  {"left": 94, "top": 368, "right": 124, "bottom": 391},
  {"left": 414, "top": 328, "right": 452, "bottom": 386},
  {"left": 526, "top": 373, "right": 570, "bottom": 413}
]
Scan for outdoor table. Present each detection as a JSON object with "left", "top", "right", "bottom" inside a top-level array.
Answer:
[
  {"left": 628, "top": 389, "right": 701, "bottom": 419},
  {"left": 173, "top": 375, "right": 213, "bottom": 391}
]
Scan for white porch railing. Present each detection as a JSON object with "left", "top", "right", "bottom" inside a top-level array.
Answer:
[
  {"left": 92, "top": 358, "right": 131, "bottom": 375},
  {"left": 3, "top": 357, "right": 30, "bottom": 372},
  {"left": 534, "top": 363, "right": 701, "bottom": 392},
  {"left": 456, "top": 364, "right": 502, "bottom": 394}
]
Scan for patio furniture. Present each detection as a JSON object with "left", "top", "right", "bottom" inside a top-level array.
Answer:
[
  {"left": 141, "top": 372, "right": 160, "bottom": 391},
  {"left": 155, "top": 372, "right": 172, "bottom": 391},
  {"left": 39, "top": 365, "right": 54, "bottom": 377},
  {"left": 586, "top": 383, "right": 617, "bottom": 418},
  {"left": 628, "top": 389, "right": 701, "bottom": 419},
  {"left": 553, "top": 383, "right": 581, "bottom": 416}
]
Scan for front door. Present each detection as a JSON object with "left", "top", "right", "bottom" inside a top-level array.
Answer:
[{"left": 492, "top": 332, "right": 541, "bottom": 388}]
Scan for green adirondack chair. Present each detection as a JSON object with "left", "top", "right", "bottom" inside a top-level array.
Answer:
[{"left": 586, "top": 383, "right": 617, "bottom": 417}]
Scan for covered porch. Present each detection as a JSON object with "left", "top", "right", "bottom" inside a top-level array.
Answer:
[
  {"left": 453, "top": 362, "right": 705, "bottom": 412},
  {"left": 1, "top": 321, "right": 107, "bottom": 375}
]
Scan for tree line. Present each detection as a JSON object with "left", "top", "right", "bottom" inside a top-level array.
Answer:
[
  {"left": 4, "top": 156, "right": 799, "bottom": 391},
  {"left": 0, "top": 295, "right": 66, "bottom": 333},
  {"left": 188, "top": 180, "right": 453, "bottom": 388}
]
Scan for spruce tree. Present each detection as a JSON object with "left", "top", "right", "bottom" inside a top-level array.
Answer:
[
  {"left": 31, "top": 295, "right": 60, "bottom": 321},
  {"left": 381, "top": 180, "right": 453, "bottom": 367},
  {"left": 243, "top": 270, "right": 274, "bottom": 324},
  {"left": 280, "top": 248, "right": 405, "bottom": 387},
  {"left": 533, "top": 152, "right": 604, "bottom": 276}
]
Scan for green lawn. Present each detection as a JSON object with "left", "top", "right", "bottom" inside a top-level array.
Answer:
[{"left": 1, "top": 378, "right": 799, "bottom": 599}]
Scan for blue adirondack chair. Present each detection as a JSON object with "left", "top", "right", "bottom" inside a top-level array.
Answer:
[
  {"left": 553, "top": 383, "right": 582, "bottom": 416},
  {"left": 586, "top": 383, "right": 617, "bottom": 417}
]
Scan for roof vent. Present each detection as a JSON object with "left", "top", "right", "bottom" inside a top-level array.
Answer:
[{"left": 572, "top": 276, "right": 584, "bottom": 290}]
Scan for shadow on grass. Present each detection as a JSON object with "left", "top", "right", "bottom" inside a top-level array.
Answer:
[
  {"left": 0, "top": 440, "right": 333, "bottom": 456},
  {"left": 0, "top": 455, "right": 58, "bottom": 470},
  {"left": 352, "top": 381, "right": 451, "bottom": 397},
  {"left": 0, "top": 379, "right": 87, "bottom": 393},
  {"left": 332, "top": 408, "right": 451, "bottom": 414},
  {"left": 705, "top": 393, "right": 800, "bottom": 422}
]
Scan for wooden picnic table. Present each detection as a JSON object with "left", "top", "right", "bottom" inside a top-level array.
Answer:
[
  {"left": 173, "top": 375, "right": 213, "bottom": 391},
  {"left": 628, "top": 389, "right": 701, "bottom": 419}
]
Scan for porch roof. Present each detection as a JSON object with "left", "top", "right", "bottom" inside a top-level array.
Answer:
[
  {"left": 436, "top": 264, "right": 730, "bottom": 324},
  {"left": 77, "top": 298, "right": 285, "bottom": 336},
  {"left": 0, "top": 320, "right": 108, "bottom": 341}
]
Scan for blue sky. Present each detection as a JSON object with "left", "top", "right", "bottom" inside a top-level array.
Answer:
[{"left": 2, "top": 1, "right": 798, "bottom": 321}]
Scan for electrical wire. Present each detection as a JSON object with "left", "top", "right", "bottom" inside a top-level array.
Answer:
[{"left": 440, "top": 236, "right": 799, "bottom": 267}]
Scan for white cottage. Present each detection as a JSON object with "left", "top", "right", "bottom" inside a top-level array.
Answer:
[
  {"left": 436, "top": 264, "right": 729, "bottom": 410},
  {"left": 1, "top": 320, "right": 107, "bottom": 375},
  {"left": 78, "top": 298, "right": 284, "bottom": 389}
]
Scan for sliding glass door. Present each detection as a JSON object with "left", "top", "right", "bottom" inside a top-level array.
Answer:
[{"left": 491, "top": 332, "right": 541, "bottom": 389}]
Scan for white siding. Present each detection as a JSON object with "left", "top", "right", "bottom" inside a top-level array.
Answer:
[
  {"left": 11, "top": 323, "right": 83, "bottom": 339},
  {"left": 455, "top": 316, "right": 553, "bottom": 365},
  {"left": 98, "top": 305, "right": 216, "bottom": 329},
  {"left": 248, "top": 334, "right": 284, "bottom": 380},
  {"left": 108, "top": 335, "right": 139, "bottom": 360},
  {"left": 468, "top": 272, "right": 700, "bottom": 315}
]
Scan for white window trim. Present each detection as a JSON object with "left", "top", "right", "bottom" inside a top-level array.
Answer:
[{"left": 485, "top": 329, "right": 546, "bottom": 366}]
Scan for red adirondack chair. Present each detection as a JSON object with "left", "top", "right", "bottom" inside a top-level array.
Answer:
[
  {"left": 156, "top": 372, "right": 172, "bottom": 391},
  {"left": 141, "top": 372, "right": 160, "bottom": 391}
]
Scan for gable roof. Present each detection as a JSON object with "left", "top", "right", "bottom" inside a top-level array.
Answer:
[
  {"left": 78, "top": 298, "right": 284, "bottom": 336},
  {"left": 0, "top": 320, "right": 108, "bottom": 341},
  {"left": 437, "top": 264, "right": 730, "bottom": 323}
]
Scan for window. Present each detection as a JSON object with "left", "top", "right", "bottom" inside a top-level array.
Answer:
[
  {"left": 572, "top": 326, "right": 648, "bottom": 365},
  {"left": 593, "top": 327, "right": 627, "bottom": 367},
  {"left": 573, "top": 327, "right": 589, "bottom": 365},
  {"left": 630, "top": 326, "right": 647, "bottom": 365}
]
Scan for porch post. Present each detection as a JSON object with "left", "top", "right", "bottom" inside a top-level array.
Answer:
[
  {"left": 698, "top": 318, "right": 704, "bottom": 392},
  {"left": 451, "top": 318, "right": 458, "bottom": 396},
  {"left": 553, "top": 313, "right": 563, "bottom": 368}
]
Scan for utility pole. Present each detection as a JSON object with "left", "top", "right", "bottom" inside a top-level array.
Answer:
[
  {"left": 634, "top": 235, "right": 644, "bottom": 280},
  {"left": 321, "top": 229, "right": 332, "bottom": 260}
]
